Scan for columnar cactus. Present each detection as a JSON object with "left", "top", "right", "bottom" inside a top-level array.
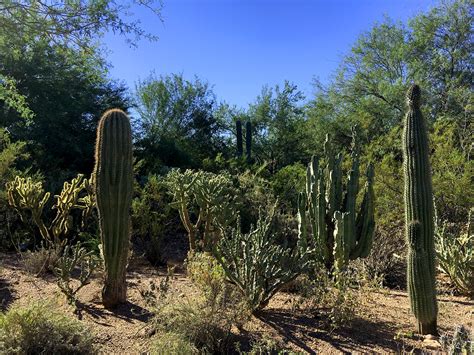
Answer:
[
  {"left": 236, "top": 120, "right": 243, "bottom": 157},
  {"left": 298, "top": 128, "right": 375, "bottom": 271},
  {"left": 94, "top": 109, "right": 133, "bottom": 308},
  {"left": 245, "top": 121, "right": 252, "bottom": 163},
  {"left": 402, "top": 84, "right": 438, "bottom": 335}
]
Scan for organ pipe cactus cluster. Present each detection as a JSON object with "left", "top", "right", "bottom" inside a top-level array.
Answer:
[
  {"left": 402, "top": 84, "right": 438, "bottom": 335},
  {"left": 94, "top": 109, "right": 133, "bottom": 308},
  {"left": 298, "top": 127, "right": 375, "bottom": 272},
  {"left": 236, "top": 120, "right": 243, "bottom": 157}
]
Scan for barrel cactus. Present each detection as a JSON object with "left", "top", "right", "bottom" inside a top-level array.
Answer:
[
  {"left": 402, "top": 84, "right": 438, "bottom": 335},
  {"left": 298, "top": 127, "right": 375, "bottom": 271},
  {"left": 94, "top": 109, "right": 133, "bottom": 308}
]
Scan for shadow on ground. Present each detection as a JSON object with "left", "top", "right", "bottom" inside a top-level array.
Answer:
[{"left": 256, "top": 308, "right": 402, "bottom": 353}]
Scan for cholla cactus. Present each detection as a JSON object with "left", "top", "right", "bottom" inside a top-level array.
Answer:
[
  {"left": 298, "top": 128, "right": 375, "bottom": 271},
  {"left": 214, "top": 213, "right": 311, "bottom": 312},
  {"left": 6, "top": 174, "right": 92, "bottom": 246},
  {"left": 164, "top": 169, "right": 237, "bottom": 252}
]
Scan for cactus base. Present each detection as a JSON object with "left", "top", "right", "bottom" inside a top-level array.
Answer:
[
  {"left": 102, "top": 276, "right": 127, "bottom": 309},
  {"left": 418, "top": 320, "right": 438, "bottom": 336}
]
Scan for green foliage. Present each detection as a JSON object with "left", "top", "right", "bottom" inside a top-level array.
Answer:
[
  {"left": 436, "top": 209, "right": 474, "bottom": 296},
  {"left": 0, "top": 301, "right": 95, "bottom": 354},
  {"left": 94, "top": 109, "right": 133, "bottom": 309},
  {"left": 214, "top": 212, "right": 311, "bottom": 312},
  {"left": 54, "top": 243, "right": 101, "bottom": 306},
  {"left": 164, "top": 169, "right": 237, "bottom": 252},
  {"left": 6, "top": 174, "right": 93, "bottom": 247},
  {"left": 135, "top": 73, "right": 223, "bottom": 171},
  {"left": 403, "top": 84, "right": 437, "bottom": 335},
  {"left": 271, "top": 162, "right": 306, "bottom": 209},
  {"left": 186, "top": 252, "right": 226, "bottom": 298},
  {"left": 292, "top": 269, "right": 360, "bottom": 331},
  {"left": 150, "top": 332, "right": 199, "bottom": 355},
  {"left": 149, "top": 273, "right": 248, "bottom": 354}
]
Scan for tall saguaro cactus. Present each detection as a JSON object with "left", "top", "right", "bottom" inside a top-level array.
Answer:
[
  {"left": 94, "top": 109, "right": 133, "bottom": 308},
  {"left": 236, "top": 120, "right": 243, "bottom": 157},
  {"left": 403, "top": 84, "right": 438, "bottom": 335}
]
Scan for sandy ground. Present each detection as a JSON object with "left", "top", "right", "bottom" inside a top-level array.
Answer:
[{"left": 1, "top": 252, "right": 472, "bottom": 354}]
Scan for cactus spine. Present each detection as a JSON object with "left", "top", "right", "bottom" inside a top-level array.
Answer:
[
  {"left": 298, "top": 128, "right": 375, "bottom": 271},
  {"left": 402, "top": 84, "right": 438, "bottom": 335},
  {"left": 94, "top": 109, "right": 133, "bottom": 308},
  {"left": 236, "top": 120, "right": 243, "bottom": 157},
  {"left": 245, "top": 121, "right": 252, "bottom": 163}
]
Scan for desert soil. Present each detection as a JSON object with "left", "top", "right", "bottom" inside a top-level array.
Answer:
[{"left": 1, "top": 252, "right": 472, "bottom": 354}]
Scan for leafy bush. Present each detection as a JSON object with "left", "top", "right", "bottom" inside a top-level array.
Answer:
[
  {"left": 436, "top": 210, "right": 474, "bottom": 295},
  {"left": 149, "top": 332, "right": 198, "bottom": 355},
  {"left": 214, "top": 213, "right": 311, "bottom": 313},
  {"left": 149, "top": 279, "right": 247, "bottom": 353},
  {"left": 292, "top": 268, "right": 360, "bottom": 331},
  {"left": 270, "top": 162, "right": 306, "bottom": 210},
  {"left": 186, "top": 251, "right": 226, "bottom": 297},
  {"left": 22, "top": 246, "right": 61, "bottom": 276},
  {"left": 0, "top": 301, "right": 95, "bottom": 354}
]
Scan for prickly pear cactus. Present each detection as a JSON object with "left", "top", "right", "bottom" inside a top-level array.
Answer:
[
  {"left": 94, "top": 109, "right": 133, "bottom": 308},
  {"left": 402, "top": 84, "right": 438, "bottom": 335}
]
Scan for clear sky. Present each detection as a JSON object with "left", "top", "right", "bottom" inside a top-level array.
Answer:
[{"left": 103, "top": 0, "right": 438, "bottom": 109}]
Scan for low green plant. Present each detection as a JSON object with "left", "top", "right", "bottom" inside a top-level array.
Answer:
[
  {"left": 436, "top": 209, "right": 474, "bottom": 296},
  {"left": 440, "top": 325, "right": 473, "bottom": 355},
  {"left": 22, "top": 246, "right": 61, "bottom": 276},
  {"left": 149, "top": 331, "right": 199, "bottom": 355},
  {"left": 214, "top": 212, "right": 312, "bottom": 313},
  {"left": 54, "top": 243, "right": 101, "bottom": 306},
  {"left": 186, "top": 251, "right": 226, "bottom": 297},
  {"left": 0, "top": 301, "right": 95, "bottom": 354},
  {"left": 292, "top": 267, "right": 359, "bottom": 331}
]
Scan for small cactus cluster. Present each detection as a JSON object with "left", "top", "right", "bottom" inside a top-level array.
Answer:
[
  {"left": 298, "top": 128, "right": 375, "bottom": 272},
  {"left": 6, "top": 174, "right": 92, "bottom": 246},
  {"left": 93, "top": 108, "right": 133, "bottom": 308},
  {"left": 235, "top": 120, "right": 252, "bottom": 162},
  {"left": 402, "top": 84, "right": 438, "bottom": 335}
]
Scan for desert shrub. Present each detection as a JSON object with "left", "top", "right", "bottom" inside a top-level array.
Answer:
[
  {"left": 292, "top": 267, "right": 360, "bottom": 331},
  {"left": 132, "top": 174, "right": 181, "bottom": 265},
  {"left": 0, "top": 301, "right": 95, "bottom": 354},
  {"left": 149, "top": 332, "right": 198, "bottom": 355},
  {"left": 53, "top": 243, "right": 101, "bottom": 305},
  {"left": 22, "top": 246, "right": 61, "bottom": 276},
  {"left": 270, "top": 162, "right": 306, "bottom": 210},
  {"left": 435, "top": 211, "right": 474, "bottom": 296},
  {"left": 149, "top": 281, "right": 248, "bottom": 353},
  {"left": 185, "top": 251, "right": 226, "bottom": 297},
  {"left": 214, "top": 213, "right": 311, "bottom": 313},
  {"left": 353, "top": 227, "right": 406, "bottom": 288}
]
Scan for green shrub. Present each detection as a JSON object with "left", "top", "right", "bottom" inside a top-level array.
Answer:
[
  {"left": 22, "top": 246, "right": 61, "bottom": 276},
  {"left": 149, "top": 332, "right": 198, "bottom": 355},
  {"left": 292, "top": 268, "right": 360, "bottom": 331},
  {"left": 271, "top": 162, "right": 306, "bottom": 210},
  {"left": 186, "top": 251, "right": 226, "bottom": 297},
  {"left": 0, "top": 301, "right": 95, "bottom": 354}
]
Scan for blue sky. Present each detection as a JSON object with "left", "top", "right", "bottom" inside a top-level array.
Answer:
[{"left": 104, "top": 0, "right": 438, "bottom": 109}]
